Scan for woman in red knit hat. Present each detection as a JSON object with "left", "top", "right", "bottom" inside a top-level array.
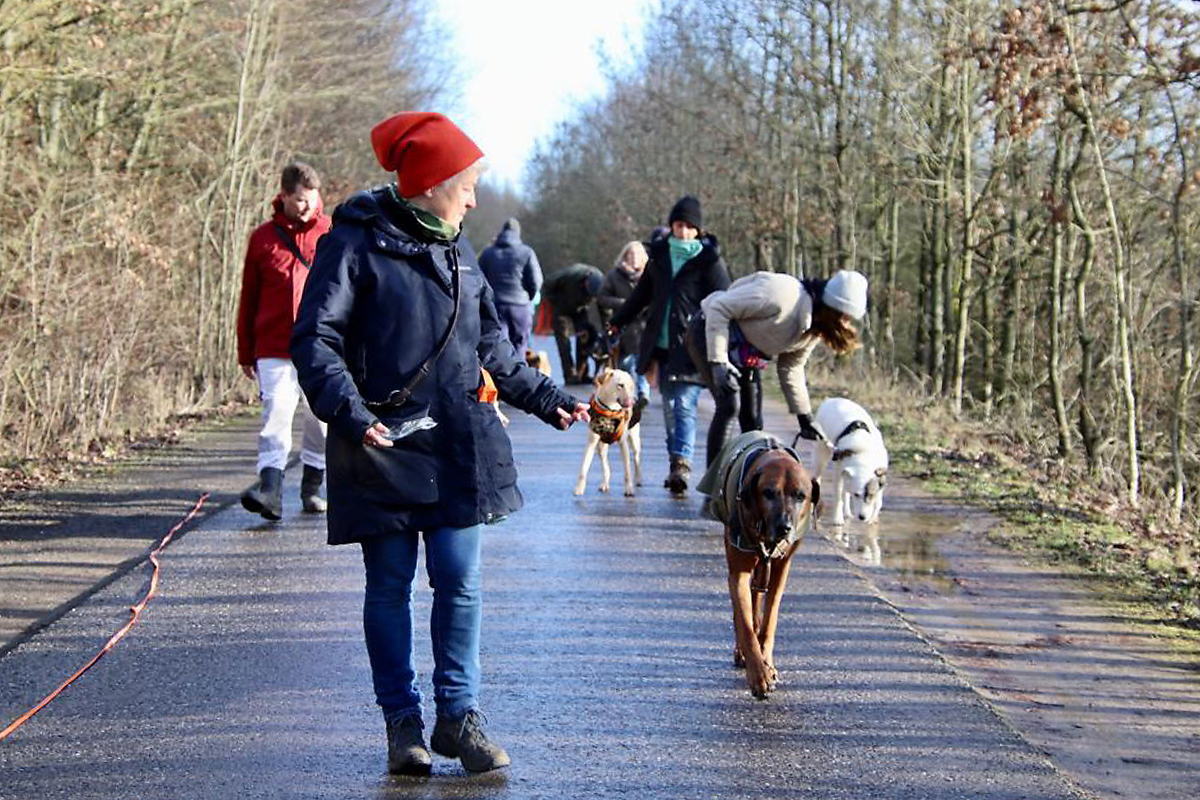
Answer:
[{"left": 292, "top": 112, "right": 588, "bottom": 776}]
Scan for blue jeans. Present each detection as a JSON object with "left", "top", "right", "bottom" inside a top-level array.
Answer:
[
  {"left": 618, "top": 353, "right": 651, "bottom": 401},
  {"left": 361, "top": 525, "right": 482, "bottom": 724},
  {"left": 659, "top": 379, "right": 702, "bottom": 461}
]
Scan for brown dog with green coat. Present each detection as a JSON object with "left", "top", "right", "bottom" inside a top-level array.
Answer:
[{"left": 699, "top": 430, "right": 820, "bottom": 699}]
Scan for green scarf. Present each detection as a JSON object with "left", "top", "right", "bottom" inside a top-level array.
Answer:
[
  {"left": 386, "top": 186, "right": 460, "bottom": 242},
  {"left": 658, "top": 236, "right": 705, "bottom": 347},
  {"left": 668, "top": 236, "right": 703, "bottom": 270}
]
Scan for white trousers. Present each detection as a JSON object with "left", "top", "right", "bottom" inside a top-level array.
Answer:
[{"left": 256, "top": 357, "right": 327, "bottom": 473}]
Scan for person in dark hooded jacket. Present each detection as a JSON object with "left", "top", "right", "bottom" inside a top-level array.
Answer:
[
  {"left": 478, "top": 218, "right": 542, "bottom": 355},
  {"left": 541, "top": 262, "right": 604, "bottom": 384},
  {"left": 609, "top": 195, "right": 730, "bottom": 494},
  {"left": 291, "top": 112, "right": 587, "bottom": 777}
]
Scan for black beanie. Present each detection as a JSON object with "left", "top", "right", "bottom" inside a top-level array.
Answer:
[{"left": 668, "top": 195, "right": 702, "bottom": 230}]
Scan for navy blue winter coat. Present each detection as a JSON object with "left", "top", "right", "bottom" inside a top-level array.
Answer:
[
  {"left": 291, "top": 188, "right": 576, "bottom": 544},
  {"left": 609, "top": 234, "right": 730, "bottom": 381},
  {"left": 478, "top": 220, "right": 543, "bottom": 306}
]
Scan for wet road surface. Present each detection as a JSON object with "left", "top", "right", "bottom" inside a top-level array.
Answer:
[{"left": 0, "top": 372, "right": 1090, "bottom": 799}]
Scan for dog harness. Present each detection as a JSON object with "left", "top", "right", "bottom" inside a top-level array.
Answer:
[
  {"left": 588, "top": 396, "right": 629, "bottom": 444},
  {"left": 831, "top": 419, "right": 871, "bottom": 459},
  {"left": 700, "top": 432, "right": 806, "bottom": 557},
  {"left": 700, "top": 431, "right": 811, "bottom": 595}
]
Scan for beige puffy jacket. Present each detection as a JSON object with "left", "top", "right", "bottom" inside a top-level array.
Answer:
[{"left": 700, "top": 272, "right": 821, "bottom": 416}]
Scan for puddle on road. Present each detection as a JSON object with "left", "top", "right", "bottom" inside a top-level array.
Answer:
[{"left": 817, "top": 501, "right": 965, "bottom": 593}]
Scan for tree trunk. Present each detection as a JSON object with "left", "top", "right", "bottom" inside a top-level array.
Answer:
[
  {"left": 1047, "top": 124, "right": 1071, "bottom": 457},
  {"left": 1064, "top": 14, "right": 1139, "bottom": 503},
  {"left": 951, "top": 55, "right": 976, "bottom": 414},
  {"left": 1067, "top": 129, "right": 1100, "bottom": 471}
]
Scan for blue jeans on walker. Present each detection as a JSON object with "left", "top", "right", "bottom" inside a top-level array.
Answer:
[
  {"left": 618, "top": 353, "right": 651, "bottom": 401},
  {"left": 361, "top": 525, "right": 482, "bottom": 724},
  {"left": 659, "top": 379, "right": 702, "bottom": 461}
]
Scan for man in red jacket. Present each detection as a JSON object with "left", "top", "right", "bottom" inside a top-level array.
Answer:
[{"left": 236, "top": 162, "right": 331, "bottom": 520}]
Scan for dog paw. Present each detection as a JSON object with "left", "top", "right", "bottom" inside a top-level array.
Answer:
[
  {"left": 765, "top": 662, "right": 779, "bottom": 689},
  {"left": 746, "top": 657, "right": 776, "bottom": 698},
  {"left": 624, "top": 486, "right": 635, "bottom": 497},
  {"left": 739, "top": 657, "right": 777, "bottom": 700},
  {"left": 733, "top": 648, "right": 746, "bottom": 669},
  {"left": 599, "top": 483, "right": 610, "bottom": 493},
  {"left": 573, "top": 484, "right": 585, "bottom": 496}
]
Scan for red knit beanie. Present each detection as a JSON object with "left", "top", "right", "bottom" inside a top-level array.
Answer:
[{"left": 370, "top": 112, "right": 484, "bottom": 198}]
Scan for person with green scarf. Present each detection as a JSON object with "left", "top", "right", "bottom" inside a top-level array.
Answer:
[{"left": 609, "top": 195, "right": 731, "bottom": 494}]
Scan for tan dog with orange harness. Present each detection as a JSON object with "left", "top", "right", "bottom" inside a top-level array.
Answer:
[
  {"left": 698, "top": 431, "right": 819, "bottom": 699},
  {"left": 573, "top": 367, "right": 642, "bottom": 496}
]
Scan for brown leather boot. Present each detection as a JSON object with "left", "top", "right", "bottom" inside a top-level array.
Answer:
[
  {"left": 386, "top": 714, "right": 431, "bottom": 776},
  {"left": 430, "top": 710, "right": 510, "bottom": 773},
  {"left": 665, "top": 456, "right": 691, "bottom": 494}
]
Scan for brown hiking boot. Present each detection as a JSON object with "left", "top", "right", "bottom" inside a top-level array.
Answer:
[
  {"left": 430, "top": 710, "right": 511, "bottom": 773},
  {"left": 665, "top": 456, "right": 691, "bottom": 494},
  {"left": 386, "top": 714, "right": 431, "bottom": 776}
]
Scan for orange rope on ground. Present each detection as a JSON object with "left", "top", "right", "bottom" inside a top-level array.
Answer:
[{"left": 0, "top": 492, "right": 210, "bottom": 741}]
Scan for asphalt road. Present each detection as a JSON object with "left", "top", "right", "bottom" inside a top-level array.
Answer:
[{"left": 0, "top": 369, "right": 1091, "bottom": 800}]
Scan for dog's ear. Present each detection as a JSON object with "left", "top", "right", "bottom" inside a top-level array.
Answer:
[{"left": 809, "top": 477, "right": 820, "bottom": 506}]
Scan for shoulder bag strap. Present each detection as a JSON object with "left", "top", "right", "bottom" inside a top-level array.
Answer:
[
  {"left": 273, "top": 223, "right": 312, "bottom": 268},
  {"left": 370, "top": 247, "right": 462, "bottom": 410}
]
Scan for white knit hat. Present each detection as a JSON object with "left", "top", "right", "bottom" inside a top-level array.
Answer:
[{"left": 823, "top": 270, "right": 868, "bottom": 319}]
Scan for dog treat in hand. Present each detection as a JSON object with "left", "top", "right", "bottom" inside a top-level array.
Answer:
[{"left": 384, "top": 415, "right": 437, "bottom": 441}]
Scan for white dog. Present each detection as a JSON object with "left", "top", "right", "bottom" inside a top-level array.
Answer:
[
  {"left": 573, "top": 367, "right": 642, "bottom": 497},
  {"left": 812, "top": 397, "right": 888, "bottom": 526}
]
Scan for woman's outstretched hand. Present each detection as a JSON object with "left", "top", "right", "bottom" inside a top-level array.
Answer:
[{"left": 555, "top": 402, "right": 590, "bottom": 430}]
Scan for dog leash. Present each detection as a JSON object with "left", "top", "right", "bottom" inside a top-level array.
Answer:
[{"left": 0, "top": 493, "right": 210, "bottom": 741}]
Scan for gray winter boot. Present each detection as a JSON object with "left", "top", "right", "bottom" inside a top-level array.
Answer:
[
  {"left": 240, "top": 467, "right": 284, "bottom": 521},
  {"left": 300, "top": 465, "right": 327, "bottom": 514},
  {"left": 386, "top": 714, "right": 431, "bottom": 776},
  {"left": 430, "top": 710, "right": 511, "bottom": 773}
]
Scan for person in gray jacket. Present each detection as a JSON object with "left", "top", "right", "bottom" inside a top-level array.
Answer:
[
  {"left": 686, "top": 269, "right": 868, "bottom": 466},
  {"left": 478, "top": 218, "right": 543, "bottom": 355}
]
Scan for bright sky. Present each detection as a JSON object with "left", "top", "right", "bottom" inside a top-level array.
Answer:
[{"left": 436, "top": 0, "right": 651, "bottom": 192}]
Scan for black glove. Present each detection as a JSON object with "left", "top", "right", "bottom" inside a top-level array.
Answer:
[
  {"left": 709, "top": 361, "right": 741, "bottom": 397},
  {"left": 796, "top": 413, "right": 822, "bottom": 441}
]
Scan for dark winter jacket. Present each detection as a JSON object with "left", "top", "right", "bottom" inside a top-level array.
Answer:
[
  {"left": 236, "top": 195, "right": 331, "bottom": 365},
  {"left": 478, "top": 220, "right": 543, "bottom": 306},
  {"left": 291, "top": 187, "right": 577, "bottom": 544},
  {"left": 542, "top": 263, "right": 603, "bottom": 316},
  {"left": 609, "top": 234, "right": 730, "bottom": 381},
  {"left": 597, "top": 266, "right": 646, "bottom": 358}
]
